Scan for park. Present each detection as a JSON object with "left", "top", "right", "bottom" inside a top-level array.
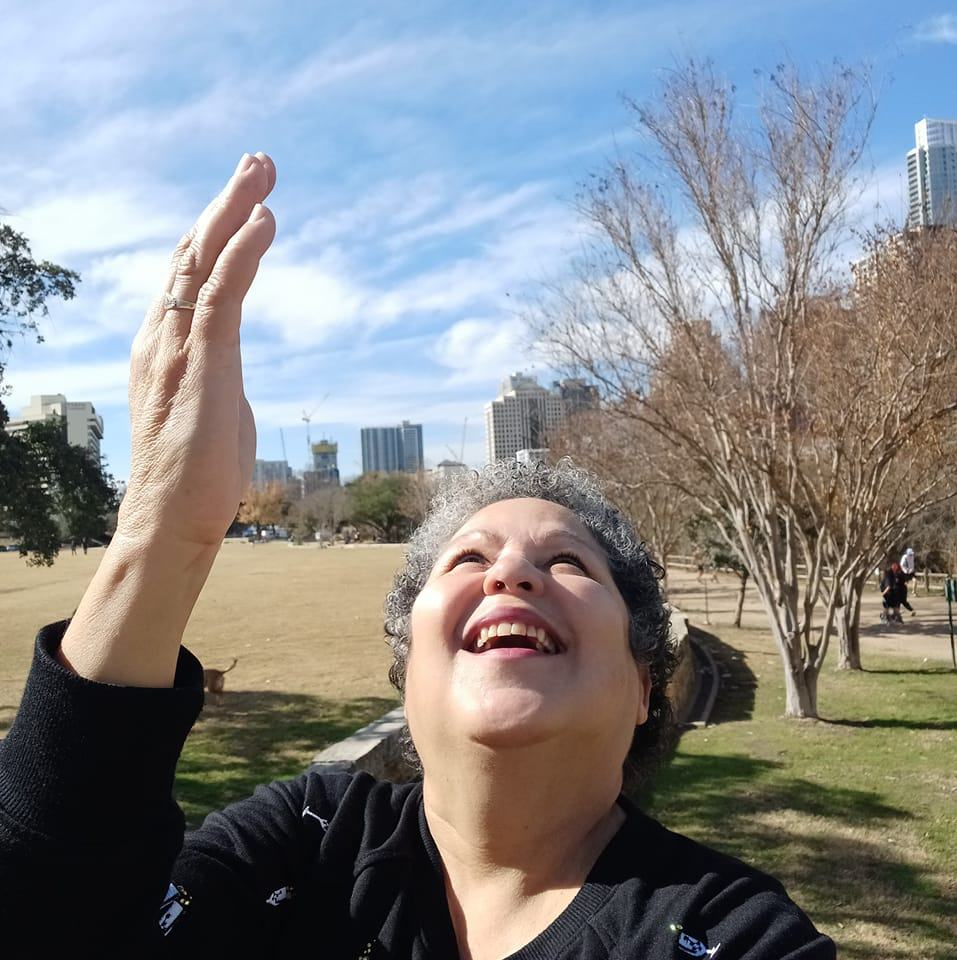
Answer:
[
  {"left": 1, "top": 541, "right": 954, "bottom": 958},
  {"left": 1, "top": 11, "right": 956, "bottom": 955}
]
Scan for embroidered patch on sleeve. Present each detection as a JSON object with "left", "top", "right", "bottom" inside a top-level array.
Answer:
[
  {"left": 158, "top": 882, "right": 192, "bottom": 936},
  {"left": 302, "top": 804, "right": 330, "bottom": 829},
  {"left": 670, "top": 923, "right": 721, "bottom": 957},
  {"left": 266, "top": 885, "right": 295, "bottom": 907}
]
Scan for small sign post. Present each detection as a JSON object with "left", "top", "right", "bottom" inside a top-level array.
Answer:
[{"left": 945, "top": 578, "right": 957, "bottom": 670}]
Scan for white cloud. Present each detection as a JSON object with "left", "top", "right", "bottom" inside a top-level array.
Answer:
[
  {"left": 913, "top": 14, "right": 957, "bottom": 44},
  {"left": 7, "top": 358, "right": 130, "bottom": 412},
  {"left": 244, "top": 253, "right": 365, "bottom": 347},
  {"left": 431, "top": 318, "right": 534, "bottom": 384},
  {"left": 12, "top": 186, "right": 188, "bottom": 261},
  {"left": 86, "top": 247, "right": 172, "bottom": 335}
]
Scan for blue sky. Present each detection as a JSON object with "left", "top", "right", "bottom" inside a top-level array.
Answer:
[{"left": 2, "top": 1, "right": 955, "bottom": 482}]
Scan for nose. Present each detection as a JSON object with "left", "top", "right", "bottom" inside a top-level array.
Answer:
[{"left": 483, "top": 550, "right": 544, "bottom": 596}]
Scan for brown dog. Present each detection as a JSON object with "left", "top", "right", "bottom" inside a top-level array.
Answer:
[{"left": 203, "top": 659, "right": 237, "bottom": 705}]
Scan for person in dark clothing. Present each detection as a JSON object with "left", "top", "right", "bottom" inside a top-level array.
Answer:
[
  {"left": 0, "top": 155, "right": 833, "bottom": 959},
  {"left": 880, "top": 564, "right": 903, "bottom": 623}
]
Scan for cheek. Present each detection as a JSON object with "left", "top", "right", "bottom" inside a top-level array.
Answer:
[{"left": 408, "top": 580, "right": 463, "bottom": 661}]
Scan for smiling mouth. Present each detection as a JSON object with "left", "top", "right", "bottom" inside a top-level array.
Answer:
[{"left": 467, "top": 621, "right": 560, "bottom": 655}]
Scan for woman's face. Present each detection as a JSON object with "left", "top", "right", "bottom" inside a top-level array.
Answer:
[{"left": 405, "top": 497, "right": 650, "bottom": 769}]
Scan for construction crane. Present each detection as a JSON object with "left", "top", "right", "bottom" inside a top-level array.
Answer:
[
  {"left": 444, "top": 417, "right": 469, "bottom": 464},
  {"left": 301, "top": 393, "right": 330, "bottom": 454},
  {"left": 279, "top": 428, "right": 288, "bottom": 463}
]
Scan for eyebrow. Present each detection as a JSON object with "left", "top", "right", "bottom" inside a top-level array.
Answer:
[{"left": 446, "top": 527, "right": 601, "bottom": 554}]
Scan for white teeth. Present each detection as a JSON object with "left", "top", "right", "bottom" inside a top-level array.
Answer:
[{"left": 473, "top": 622, "right": 559, "bottom": 653}]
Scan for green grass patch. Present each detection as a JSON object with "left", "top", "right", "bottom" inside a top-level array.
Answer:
[
  {"left": 175, "top": 691, "right": 397, "bottom": 828},
  {"left": 639, "top": 626, "right": 957, "bottom": 960}
]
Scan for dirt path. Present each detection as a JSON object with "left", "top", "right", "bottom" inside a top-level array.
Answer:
[{"left": 666, "top": 567, "right": 957, "bottom": 665}]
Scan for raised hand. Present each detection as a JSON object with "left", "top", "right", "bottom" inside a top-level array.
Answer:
[
  {"left": 60, "top": 155, "right": 276, "bottom": 687},
  {"left": 118, "top": 153, "right": 276, "bottom": 549}
]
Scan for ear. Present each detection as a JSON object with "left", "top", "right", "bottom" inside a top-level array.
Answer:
[{"left": 634, "top": 664, "right": 652, "bottom": 727}]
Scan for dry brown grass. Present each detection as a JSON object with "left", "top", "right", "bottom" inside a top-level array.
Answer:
[{"left": 0, "top": 541, "right": 405, "bottom": 733}]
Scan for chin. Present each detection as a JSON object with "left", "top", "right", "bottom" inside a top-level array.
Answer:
[{"left": 455, "top": 688, "right": 564, "bottom": 751}]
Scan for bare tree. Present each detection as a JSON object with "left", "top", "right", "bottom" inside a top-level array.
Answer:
[
  {"left": 289, "top": 485, "right": 351, "bottom": 541},
  {"left": 549, "top": 408, "right": 691, "bottom": 580},
  {"left": 399, "top": 471, "right": 438, "bottom": 529},
  {"left": 809, "top": 230, "right": 957, "bottom": 668},
  {"left": 531, "top": 60, "right": 882, "bottom": 717}
]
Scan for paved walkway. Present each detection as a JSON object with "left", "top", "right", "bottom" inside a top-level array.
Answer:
[{"left": 666, "top": 567, "right": 957, "bottom": 665}]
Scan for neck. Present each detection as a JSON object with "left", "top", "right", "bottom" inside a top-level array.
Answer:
[
  {"left": 422, "top": 740, "right": 625, "bottom": 960},
  {"left": 423, "top": 737, "right": 624, "bottom": 887}
]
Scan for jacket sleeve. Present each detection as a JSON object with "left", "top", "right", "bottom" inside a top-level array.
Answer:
[
  {"left": 0, "top": 621, "right": 318, "bottom": 954},
  {"left": 697, "top": 877, "right": 836, "bottom": 959}
]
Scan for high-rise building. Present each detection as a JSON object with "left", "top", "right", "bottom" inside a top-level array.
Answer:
[
  {"left": 553, "top": 378, "right": 600, "bottom": 414},
  {"left": 310, "top": 439, "right": 340, "bottom": 486},
  {"left": 252, "top": 459, "right": 293, "bottom": 489},
  {"left": 361, "top": 421, "right": 424, "bottom": 473},
  {"left": 4, "top": 394, "right": 104, "bottom": 460},
  {"left": 907, "top": 118, "right": 957, "bottom": 228},
  {"left": 484, "top": 374, "right": 568, "bottom": 463}
]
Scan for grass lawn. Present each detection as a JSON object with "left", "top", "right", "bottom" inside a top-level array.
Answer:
[
  {"left": 0, "top": 542, "right": 403, "bottom": 825},
  {"left": 2, "top": 547, "right": 955, "bottom": 957},
  {"left": 640, "top": 624, "right": 957, "bottom": 960}
]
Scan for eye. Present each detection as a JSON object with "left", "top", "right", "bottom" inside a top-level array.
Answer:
[
  {"left": 446, "top": 549, "right": 488, "bottom": 570},
  {"left": 548, "top": 551, "right": 588, "bottom": 573}
]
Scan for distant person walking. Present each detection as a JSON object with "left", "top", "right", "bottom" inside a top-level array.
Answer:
[
  {"left": 881, "top": 562, "right": 914, "bottom": 622},
  {"left": 880, "top": 563, "right": 903, "bottom": 623},
  {"left": 895, "top": 560, "right": 916, "bottom": 616},
  {"left": 901, "top": 547, "right": 917, "bottom": 596}
]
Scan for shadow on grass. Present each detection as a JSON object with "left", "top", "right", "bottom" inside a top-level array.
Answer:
[
  {"left": 862, "top": 667, "right": 956, "bottom": 676},
  {"left": 637, "top": 623, "right": 957, "bottom": 958},
  {"left": 822, "top": 717, "right": 957, "bottom": 731},
  {"left": 688, "top": 626, "right": 758, "bottom": 723},
  {"left": 638, "top": 751, "right": 956, "bottom": 959},
  {"left": 175, "top": 690, "right": 396, "bottom": 829}
]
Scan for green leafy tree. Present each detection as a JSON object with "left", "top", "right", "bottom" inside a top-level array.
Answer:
[
  {"left": 347, "top": 473, "right": 414, "bottom": 542},
  {"left": 0, "top": 223, "right": 80, "bottom": 400},
  {"left": 0, "top": 413, "right": 117, "bottom": 565},
  {"left": 0, "top": 221, "right": 87, "bottom": 563}
]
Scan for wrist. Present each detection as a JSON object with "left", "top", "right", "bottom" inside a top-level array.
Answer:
[{"left": 60, "top": 529, "right": 220, "bottom": 687}]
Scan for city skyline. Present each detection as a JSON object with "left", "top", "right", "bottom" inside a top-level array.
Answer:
[{"left": 3, "top": 2, "right": 955, "bottom": 482}]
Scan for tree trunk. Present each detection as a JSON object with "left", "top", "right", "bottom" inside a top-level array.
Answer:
[
  {"left": 836, "top": 577, "right": 864, "bottom": 670},
  {"left": 733, "top": 570, "right": 748, "bottom": 628},
  {"left": 781, "top": 650, "right": 819, "bottom": 718}
]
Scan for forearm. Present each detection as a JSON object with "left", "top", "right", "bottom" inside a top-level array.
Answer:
[{"left": 59, "top": 531, "right": 220, "bottom": 687}]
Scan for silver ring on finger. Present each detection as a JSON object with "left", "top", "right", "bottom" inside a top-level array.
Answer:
[{"left": 163, "top": 293, "right": 198, "bottom": 311}]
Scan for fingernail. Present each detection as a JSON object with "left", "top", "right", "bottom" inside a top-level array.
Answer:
[
  {"left": 233, "top": 152, "right": 252, "bottom": 176},
  {"left": 250, "top": 203, "right": 267, "bottom": 221}
]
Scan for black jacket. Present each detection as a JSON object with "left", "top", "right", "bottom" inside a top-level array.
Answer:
[{"left": 0, "top": 622, "right": 834, "bottom": 958}]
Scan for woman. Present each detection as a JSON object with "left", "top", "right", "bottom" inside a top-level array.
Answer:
[{"left": 0, "top": 155, "right": 832, "bottom": 958}]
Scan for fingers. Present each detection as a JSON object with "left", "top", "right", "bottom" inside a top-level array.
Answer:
[
  {"left": 146, "top": 152, "right": 276, "bottom": 342},
  {"left": 187, "top": 202, "right": 276, "bottom": 345}
]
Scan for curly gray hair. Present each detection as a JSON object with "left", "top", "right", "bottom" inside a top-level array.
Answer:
[{"left": 384, "top": 458, "right": 676, "bottom": 789}]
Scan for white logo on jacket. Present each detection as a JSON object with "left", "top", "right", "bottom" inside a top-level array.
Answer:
[
  {"left": 677, "top": 930, "right": 721, "bottom": 957},
  {"left": 266, "top": 885, "right": 295, "bottom": 906},
  {"left": 158, "top": 882, "right": 192, "bottom": 936},
  {"left": 302, "top": 805, "right": 329, "bottom": 829}
]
